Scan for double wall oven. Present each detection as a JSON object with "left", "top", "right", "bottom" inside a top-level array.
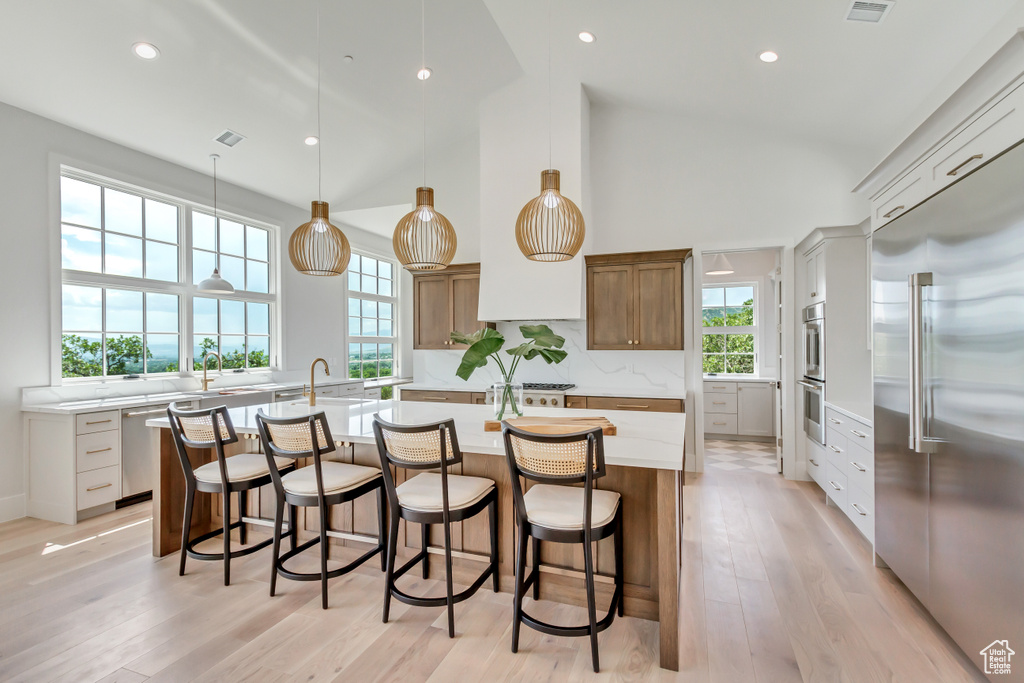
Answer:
[{"left": 801, "top": 303, "right": 825, "bottom": 445}]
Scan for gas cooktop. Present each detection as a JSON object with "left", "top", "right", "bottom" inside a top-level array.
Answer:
[{"left": 521, "top": 383, "right": 576, "bottom": 392}]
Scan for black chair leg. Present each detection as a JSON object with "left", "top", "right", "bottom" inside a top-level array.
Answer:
[
  {"left": 377, "top": 487, "right": 387, "bottom": 571},
  {"left": 318, "top": 504, "right": 330, "bottom": 610},
  {"left": 270, "top": 497, "right": 284, "bottom": 597},
  {"left": 489, "top": 499, "right": 499, "bottom": 592},
  {"left": 222, "top": 490, "right": 232, "bottom": 586},
  {"left": 421, "top": 522, "right": 430, "bottom": 579},
  {"left": 443, "top": 517, "right": 455, "bottom": 638},
  {"left": 583, "top": 535, "right": 600, "bottom": 672},
  {"left": 382, "top": 513, "right": 400, "bottom": 623},
  {"left": 615, "top": 510, "right": 625, "bottom": 617},
  {"left": 511, "top": 525, "right": 528, "bottom": 653},
  {"left": 239, "top": 489, "right": 248, "bottom": 545},
  {"left": 532, "top": 535, "right": 541, "bottom": 600},
  {"left": 179, "top": 485, "right": 195, "bottom": 576},
  {"left": 289, "top": 505, "right": 299, "bottom": 551}
]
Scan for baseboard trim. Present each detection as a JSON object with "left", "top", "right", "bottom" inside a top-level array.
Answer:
[{"left": 0, "top": 494, "right": 27, "bottom": 523}]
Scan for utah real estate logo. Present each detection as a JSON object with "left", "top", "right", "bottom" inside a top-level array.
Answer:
[{"left": 980, "top": 640, "right": 1015, "bottom": 675}]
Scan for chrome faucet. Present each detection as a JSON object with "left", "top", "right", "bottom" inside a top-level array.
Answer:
[
  {"left": 305, "top": 358, "right": 330, "bottom": 406},
  {"left": 201, "top": 352, "right": 222, "bottom": 391}
]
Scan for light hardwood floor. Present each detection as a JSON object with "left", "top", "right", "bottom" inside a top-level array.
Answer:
[{"left": 0, "top": 468, "right": 986, "bottom": 682}]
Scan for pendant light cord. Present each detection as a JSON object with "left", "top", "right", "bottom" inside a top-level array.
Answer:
[
  {"left": 421, "top": 0, "right": 427, "bottom": 187},
  {"left": 316, "top": 3, "right": 322, "bottom": 203},
  {"left": 547, "top": 0, "right": 552, "bottom": 170}
]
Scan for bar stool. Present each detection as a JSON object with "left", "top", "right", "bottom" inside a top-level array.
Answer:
[
  {"left": 500, "top": 422, "right": 624, "bottom": 673},
  {"left": 256, "top": 410, "right": 386, "bottom": 610},
  {"left": 372, "top": 414, "right": 499, "bottom": 638},
  {"left": 167, "top": 402, "right": 295, "bottom": 586}
]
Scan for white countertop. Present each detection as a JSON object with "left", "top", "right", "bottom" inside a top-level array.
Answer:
[
  {"left": 22, "top": 379, "right": 364, "bottom": 415},
  {"left": 702, "top": 376, "right": 777, "bottom": 384},
  {"left": 824, "top": 401, "right": 873, "bottom": 427},
  {"left": 399, "top": 383, "right": 686, "bottom": 400},
  {"left": 146, "top": 398, "right": 687, "bottom": 471}
]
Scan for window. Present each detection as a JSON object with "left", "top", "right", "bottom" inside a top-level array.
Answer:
[
  {"left": 702, "top": 284, "right": 756, "bottom": 374},
  {"left": 347, "top": 253, "right": 397, "bottom": 398},
  {"left": 59, "top": 168, "right": 277, "bottom": 379}
]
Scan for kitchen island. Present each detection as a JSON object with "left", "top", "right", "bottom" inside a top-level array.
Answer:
[{"left": 147, "top": 398, "right": 685, "bottom": 670}]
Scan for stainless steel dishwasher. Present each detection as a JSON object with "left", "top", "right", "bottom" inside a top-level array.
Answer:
[{"left": 120, "top": 400, "right": 196, "bottom": 502}]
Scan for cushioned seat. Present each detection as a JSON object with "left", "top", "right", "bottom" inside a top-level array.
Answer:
[
  {"left": 523, "top": 484, "right": 620, "bottom": 530},
  {"left": 281, "top": 461, "right": 381, "bottom": 496},
  {"left": 396, "top": 472, "right": 494, "bottom": 512},
  {"left": 194, "top": 453, "right": 292, "bottom": 484}
]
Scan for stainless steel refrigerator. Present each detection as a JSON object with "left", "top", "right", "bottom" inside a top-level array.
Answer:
[{"left": 873, "top": 139, "right": 1024, "bottom": 678}]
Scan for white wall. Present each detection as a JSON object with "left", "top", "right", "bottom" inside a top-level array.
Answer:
[{"left": 0, "top": 101, "right": 397, "bottom": 521}]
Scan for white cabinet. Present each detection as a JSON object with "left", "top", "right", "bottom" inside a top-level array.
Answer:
[
  {"left": 804, "top": 246, "right": 825, "bottom": 305},
  {"left": 873, "top": 169, "right": 926, "bottom": 228},
  {"left": 816, "top": 404, "right": 875, "bottom": 544},
  {"left": 736, "top": 382, "right": 774, "bottom": 437}
]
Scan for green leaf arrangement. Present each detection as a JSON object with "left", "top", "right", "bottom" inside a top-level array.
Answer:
[{"left": 451, "top": 324, "right": 567, "bottom": 382}]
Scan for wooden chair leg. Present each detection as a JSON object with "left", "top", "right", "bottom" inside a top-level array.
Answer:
[
  {"left": 179, "top": 485, "right": 195, "bottom": 577},
  {"left": 239, "top": 489, "right": 248, "bottom": 545},
  {"left": 270, "top": 497, "right": 284, "bottom": 597},
  {"left": 583, "top": 536, "right": 600, "bottom": 672},
  {"left": 443, "top": 517, "right": 455, "bottom": 638},
  {"left": 222, "top": 491, "right": 232, "bottom": 586},
  {"left": 532, "top": 535, "right": 541, "bottom": 600},
  {"left": 489, "top": 499, "right": 499, "bottom": 592},
  {"left": 511, "top": 525, "right": 528, "bottom": 653},
  {"left": 318, "top": 502, "right": 330, "bottom": 610},
  {"left": 615, "top": 510, "right": 625, "bottom": 617},
  {"left": 421, "top": 522, "right": 430, "bottom": 579},
  {"left": 377, "top": 487, "right": 387, "bottom": 572},
  {"left": 382, "top": 513, "right": 400, "bottom": 623}
]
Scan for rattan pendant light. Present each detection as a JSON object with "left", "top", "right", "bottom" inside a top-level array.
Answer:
[
  {"left": 289, "top": 4, "right": 350, "bottom": 277},
  {"left": 514, "top": 0, "right": 585, "bottom": 262},
  {"left": 393, "top": 0, "right": 457, "bottom": 271}
]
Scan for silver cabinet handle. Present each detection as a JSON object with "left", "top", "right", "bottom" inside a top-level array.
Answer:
[
  {"left": 86, "top": 419, "right": 113, "bottom": 425},
  {"left": 797, "top": 380, "right": 822, "bottom": 392},
  {"left": 828, "top": 445, "right": 841, "bottom": 453},
  {"left": 850, "top": 430, "right": 868, "bottom": 438},
  {"left": 85, "top": 447, "right": 112, "bottom": 455},
  {"left": 86, "top": 483, "right": 112, "bottom": 492},
  {"left": 946, "top": 153, "right": 983, "bottom": 177},
  {"left": 828, "top": 480, "right": 842, "bottom": 491},
  {"left": 827, "top": 417, "right": 842, "bottom": 424},
  {"left": 809, "top": 458, "right": 818, "bottom": 466},
  {"left": 882, "top": 205, "right": 905, "bottom": 219},
  {"left": 850, "top": 461, "right": 867, "bottom": 472},
  {"left": 851, "top": 503, "right": 868, "bottom": 516}
]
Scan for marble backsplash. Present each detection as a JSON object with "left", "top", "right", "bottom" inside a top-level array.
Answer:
[{"left": 413, "top": 320, "right": 686, "bottom": 394}]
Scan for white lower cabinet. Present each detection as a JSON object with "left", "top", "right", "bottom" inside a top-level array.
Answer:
[
  {"left": 815, "top": 404, "right": 874, "bottom": 545},
  {"left": 704, "top": 379, "right": 775, "bottom": 438}
]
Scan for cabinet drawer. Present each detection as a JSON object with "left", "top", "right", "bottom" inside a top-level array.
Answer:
[
  {"left": 363, "top": 387, "right": 382, "bottom": 400},
  {"left": 845, "top": 440, "right": 874, "bottom": 496},
  {"left": 845, "top": 422, "right": 873, "bottom": 448},
  {"left": 704, "top": 393, "right": 737, "bottom": 414},
  {"left": 565, "top": 396, "right": 587, "bottom": 409},
  {"left": 317, "top": 386, "right": 338, "bottom": 397},
  {"left": 400, "top": 389, "right": 474, "bottom": 404},
  {"left": 76, "top": 430, "right": 121, "bottom": 473},
  {"left": 77, "top": 465, "right": 121, "bottom": 510},
  {"left": 825, "top": 428, "right": 847, "bottom": 469},
  {"left": 847, "top": 484, "right": 874, "bottom": 544},
  {"left": 704, "top": 413, "right": 737, "bottom": 435},
  {"left": 873, "top": 170, "right": 926, "bottom": 228},
  {"left": 586, "top": 396, "right": 683, "bottom": 413},
  {"left": 807, "top": 441, "right": 826, "bottom": 487},
  {"left": 824, "top": 462, "right": 848, "bottom": 511},
  {"left": 703, "top": 381, "right": 736, "bottom": 394},
  {"left": 337, "top": 383, "right": 363, "bottom": 396},
  {"left": 926, "top": 84, "right": 1024, "bottom": 194},
  {"left": 76, "top": 410, "right": 119, "bottom": 436}
]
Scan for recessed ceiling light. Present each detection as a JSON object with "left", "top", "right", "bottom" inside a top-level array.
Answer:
[
  {"left": 759, "top": 51, "right": 779, "bottom": 63},
  {"left": 417, "top": 67, "right": 432, "bottom": 80},
  {"left": 132, "top": 42, "right": 160, "bottom": 60},
  {"left": 579, "top": 31, "right": 596, "bottom": 43},
  {"left": 305, "top": 136, "right": 319, "bottom": 146},
  {"left": 343, "top": 55, "right": 354, "bottom": 63}
]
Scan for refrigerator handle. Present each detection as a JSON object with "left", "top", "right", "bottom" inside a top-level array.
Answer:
[{"left": 908, "top": 273, "right": 938, "bottom": 454}]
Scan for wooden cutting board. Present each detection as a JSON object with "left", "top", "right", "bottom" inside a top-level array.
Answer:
[{"left": 483, "top": 416, "right": 617, "bottom": 436}]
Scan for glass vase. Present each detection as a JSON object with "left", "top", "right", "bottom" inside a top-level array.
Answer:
[{"left": 493, "top": 381, "right": 524, "bottom": 420}]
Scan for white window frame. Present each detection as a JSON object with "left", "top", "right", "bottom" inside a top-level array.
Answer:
[
  {"left": 57, "top": 166, "right": 280, "bottom": 383},
  {"left": 702, "top": 282, "right": 758, "bottom": 376},
  {"left": 346, "top": 250, "right": 399, "bottom": 382}
]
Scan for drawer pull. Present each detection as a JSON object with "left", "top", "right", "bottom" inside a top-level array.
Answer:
[
  {"left": 85, "top": 447, "right": 113, "bottom": 455},
  {"left": 882, "top": 205, "right": 905, "bottom": 219},
  {"left": 713, "top": 421, "right": 727, "bottom": 426},
  {"left": 828, "top": 445, "right": 842, "bottom": 453},
  {"left": 828, "top": 480, "right": 842, "bottom": 491},
  {"left": 712, "top": 401, "right": 727, "bottom": 405},
  {"left": 850, "top": 430, "right": 868, "bottom": 438},
  {"left": 616, "top": 404, "right": 649, "bottom": 409},
  {"left": 86, "top": 483, "right": 112, "bottom": 492},
  {"left": 86, "top": 419, "right": 113, "bottom": 425},
  {"left": 809, "top": 458, "right": 818, "bottom": 466},
  {"left": 946, "top": 153, "right": 983, "bottom": 177},
  {"left": 851, "top": 503, "right": 868, "bottom": 516},
  {"left": 827, "top": 417, "right": 842, "bottom": 424},
  {"left": 423, "top": 397, "right": 448, "bottom": 401},
  {"left": 712, "top": 386, "right": 727, "bottom": 390},
  {"left": 850, "top": 461, "right": 867, "bottom": 472}
]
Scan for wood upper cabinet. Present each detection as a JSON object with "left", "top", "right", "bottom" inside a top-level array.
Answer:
[
  {"left": 413, "top": 263, "right": 494, "bottom": 350},
  {"left": 586, "top": 250, "right": 689, "bottom": 351}
]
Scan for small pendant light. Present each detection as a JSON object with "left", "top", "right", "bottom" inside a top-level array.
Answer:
[
  {"left": 515, "top": 0, "right": 585, "bottom": 262},
  {"left": 393, "top": 0, "right": 457, "bottom": 271},
  {"left": 197, "top": 154, "right": 235, "bottom": 294},
  {"left": 289, "top": 3, "right": 351, "bottom": 277},
  {"left": 705, "top": 253, "right": 735, "bottom": 276}
]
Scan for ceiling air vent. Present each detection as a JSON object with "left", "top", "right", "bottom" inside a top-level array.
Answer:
[
  {"left": 845, "top": 0, "right": 895, "bottom": 23},
  {"left": 214, "top": 129, "right": 246, "bottom": 147}
]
